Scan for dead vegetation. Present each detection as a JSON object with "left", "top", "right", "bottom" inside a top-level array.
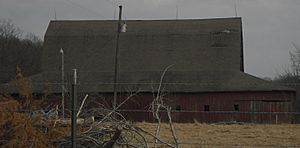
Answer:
[
  {"left": 0, "top": 93, "right": 183, "bottom": 148},
  {"left": 0, "top": 66, "right": 182, "bottom": 148}
]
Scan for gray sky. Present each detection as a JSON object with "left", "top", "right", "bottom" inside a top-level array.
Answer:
[{"left": 1, "top": 0, "right": 300, "bottom": 78}]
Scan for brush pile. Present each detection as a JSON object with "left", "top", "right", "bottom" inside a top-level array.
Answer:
[
  {"left": 0, "top": 94, "right": 180, "bottom": 148},
  {"left": 0, "top": 66, "right": 180, "bottom": 148}
]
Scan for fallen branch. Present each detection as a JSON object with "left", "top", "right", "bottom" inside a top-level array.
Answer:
[
  {"left": 132, "top": 126, "right": 175, "bottom": 148},
  {"left": 83, "top": 91, "right": 138, "bottom": 134},
  {"left": 167, "top": 107, "right": 180, "bottom": 148},
  {"left": 77, "top": 94, "right": 89, "bottom": 118}
]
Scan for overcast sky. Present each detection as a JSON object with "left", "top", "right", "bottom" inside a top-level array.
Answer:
[{"left": 1, "top": 0, "right": 300, "bottom": 78}]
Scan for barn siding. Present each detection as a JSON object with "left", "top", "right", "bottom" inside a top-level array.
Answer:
[{"left": 94, "top": 91, "right": 294, "bottom": 123}]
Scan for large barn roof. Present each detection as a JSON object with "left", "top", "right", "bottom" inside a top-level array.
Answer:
[
  {"left": 0, "top": 70, "right": 294, "bottom": 93},
  {"left": 42, "top": 17, "right": 244, "bottom": 73}
]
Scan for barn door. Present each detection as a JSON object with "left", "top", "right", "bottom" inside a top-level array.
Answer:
[{"left": 250, "top": 101, "right": 261, "bottom": 123}]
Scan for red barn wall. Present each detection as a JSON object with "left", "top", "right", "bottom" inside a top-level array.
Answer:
[{"left": 95, "top": 91, "right": 294, "bottom": 123}]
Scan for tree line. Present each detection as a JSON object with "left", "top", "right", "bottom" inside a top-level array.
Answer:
[
  {"left": 0, "top": 19, "right": 43, "bottom": 83},
  {"left": 273, "top": 42, "right": 300, "bottom": 114},
  {"left": 274, "top": 43, "right": 300, "bottom": 83}
]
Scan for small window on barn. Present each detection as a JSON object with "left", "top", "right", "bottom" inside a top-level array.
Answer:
[
  {"left": 204, "top": 105, "right": 210, "bottom": 111},
  {"left": 234, "top": 104, "right": 239, "bottom": 111},
  {"left": 210, "top": 30, "right": 230, "bottom": 47},
  {"left": 175, "top": 105, "right": 181, "bottom": 111}
]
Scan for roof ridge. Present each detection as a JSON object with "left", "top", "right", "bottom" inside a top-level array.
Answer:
[{"left": 49, "top": 17, "right": 241, "bottom": 22}]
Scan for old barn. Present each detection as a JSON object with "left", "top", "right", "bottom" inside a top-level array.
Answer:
[{"left": 1, "top": 17, "right": 295, "bottom": 123}]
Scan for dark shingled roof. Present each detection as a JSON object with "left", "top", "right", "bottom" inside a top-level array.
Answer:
[
  {"left": 0, "top": 70, "right": 294, "bottom": 93},
  {"left": 0, "top": 17, "right": 294, "bottom": 93},
  {"left": 42, "top": 17, "right": 243, "bottom": 73}
]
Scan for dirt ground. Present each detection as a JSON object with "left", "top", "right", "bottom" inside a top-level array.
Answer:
[{"left": 136, "top": 122, "right": 300, "bottom": 147}]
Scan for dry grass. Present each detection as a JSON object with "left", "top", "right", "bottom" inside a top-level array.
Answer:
[{"left": 136, "top": 122, "right": 300, "bottom": 147}]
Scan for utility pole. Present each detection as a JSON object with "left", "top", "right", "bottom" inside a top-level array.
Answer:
[
  {"left": 60, "top": 48, "right": 65, "bottom": 119},
  {"left": 113, "top": 5, "right": 123, "bottom": 110},
  {"left": 71, "top": 69, "right": 77, "bottom": 148}
]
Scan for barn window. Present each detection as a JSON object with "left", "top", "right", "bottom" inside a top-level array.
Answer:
[
  {"left": 175, "top": 105, "right": 181, "bottom": 111},
  {"left": 210, "top": 30, "right": 230, "bottom": 47},
  {"left": 204, "top": 105, "right": 210, "bottom": 111},
  {"left": 234, "top": 104, "right": 239, "bottom": 111}
]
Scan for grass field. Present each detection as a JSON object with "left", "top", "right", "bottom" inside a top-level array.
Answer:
[{"left": 136, "top": 122, "right": 300, "bottom": 147}]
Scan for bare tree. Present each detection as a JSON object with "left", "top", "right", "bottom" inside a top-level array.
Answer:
[
  {"left": 0, "top": 19, "right": 22, "bottom": 63},
  {"left": 290, "top": 42, "right": 300, "bottom": 77},
  {"left": 0, "top": 19, "right": 43, "bottom": 83},
  {"left": 275, "top": 42, "right": 300, "bottom": 82},
  {"left": 150, "top": 64, "right": 180, "bottom": 148},
  {"left": 275, "top": 42, "right": 300, "bottom": 121},
  {"left": 0, "top": 19, "right": 22, "bottom": 39}
]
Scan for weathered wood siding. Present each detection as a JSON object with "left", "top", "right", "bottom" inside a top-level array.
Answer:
[{"left": 94, "top": 91, "right": 294, "bottom": 123}]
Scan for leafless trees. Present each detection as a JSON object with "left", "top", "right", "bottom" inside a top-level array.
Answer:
[
  {"left": 0, "top": 19, "right": 22, "bottom": 39},
  {"left": 289, "top": 43, "right": 300, "bottom": 77},
  {"left": 274, "top": 42, "right": 300, "bottom": 118},
  {"left": 275, "top": 42, "right": 300, "bottom": 82},
  {"left": 0, "top": 19, "right": 42, "bottom": 83}
]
